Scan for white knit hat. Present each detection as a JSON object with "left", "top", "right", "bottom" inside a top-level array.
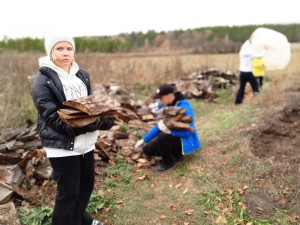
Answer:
[{"left": 44, "top": 35, "right": 75, "bottom": 56}]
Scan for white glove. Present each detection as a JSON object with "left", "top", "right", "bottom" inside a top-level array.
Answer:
[
  {"left": 149, "top": 102, "right": 159, "bottom": 114},
  {"left": 135, "top": 139, "right": 145, "bottom": 148},
  {"left": 157, "top": 120, "right": 171, "bottom": 134}
]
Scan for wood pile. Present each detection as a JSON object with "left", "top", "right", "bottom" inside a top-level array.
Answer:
[
  {"left": 176, "top": 68, "right": 238, "bottom": 101},
  {"left": 0, "top": 94, "right": 155, "bottom": 208},
  {"left": 0, "top": 122, "right": 49, "bottom": 206}
]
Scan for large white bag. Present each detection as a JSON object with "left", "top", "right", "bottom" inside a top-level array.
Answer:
[{"left": 250, "top": 27, "right": 291, "bottom": 70}]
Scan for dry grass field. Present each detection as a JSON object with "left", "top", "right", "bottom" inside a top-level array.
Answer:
[
  {"left": 1, "top": 45, "right": 300, "bottom": 224},
  {"left": 0, "top": 51, "right": 239, "bottom": 129}
]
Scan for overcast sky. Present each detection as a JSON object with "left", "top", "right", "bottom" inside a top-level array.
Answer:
[{"left": 1, "top": 0, "right": 299, "bottom": 39}]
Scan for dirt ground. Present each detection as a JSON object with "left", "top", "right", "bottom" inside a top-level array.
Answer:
[{"left": 247, "top": 86, "right": 300, "bottom": 220}]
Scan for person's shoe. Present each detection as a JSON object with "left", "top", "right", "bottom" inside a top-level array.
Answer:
[
  {"left": 92, "top": 219, "right": 104, "bottom": 225},
  {"left": 154, "top": 162, "right": 176, "bottom": 172}
]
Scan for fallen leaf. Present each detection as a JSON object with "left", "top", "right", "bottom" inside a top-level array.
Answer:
[
  {"left": 184, "top": 208, "right": 194, "bottom": 215},
  {"left": 136, "top": 158, "right": 148, "bottom": 163},
  {"left": 183, "top": 188, "right": 188, "bottom": 194},
  {"left": 170, "top": 205, "right": 177, "bottom": 211},
  {"left": 204, "top": 210, "right": 213, "bottom": 215},
  {"left": 226, "top": 171, "right": 233, "bottom": 178},
  {"left": 218, "top": 202, "right": 226, "bottom": 209},
  {"left": 97, "top": 189, "right": 105, "bottom": 197},
  {"left": 175, "top": 183, "right": 182, "bottom": 188},
  {"left": 221, "top": 207, "right": 228, "bottom": 216},
  {"left": 237, "top": 187, "right": 244, "bottom": 195},
  {"left": 135, "top": 174, "right": 148, "bottom": 181},
  {"left": 257, "top": 207, "right": 263, "bottom": 211},
  {"left": 280, "top": 197, "right": 286, "bottom": 204},
  {"left": 216, "top": 196, "right": 222, "bottom": 202},
  {"left": 159, "top": 215, "right": 166, "bottom": 220},
  {"left": 116, "top": 198, "right": 125, "bottom": 204},
  {"left": 226, "top": 188, "right": 233, "bottom": 196},
  {"left": 221, "top": 217, "right": 227, "bottom": 223},
  {"left": 238, "top": 201, "right": 247, "bottom": 209},
  {"left": 216, "top": 215, "right": 223, "bottom": 223},
  {"left": 288, "top": 214, "right": 300, "bottom": 222}
]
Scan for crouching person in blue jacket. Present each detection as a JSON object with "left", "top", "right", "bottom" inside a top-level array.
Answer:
[{"left": 135, "top": 83, "right": 201, "bottom": 172}]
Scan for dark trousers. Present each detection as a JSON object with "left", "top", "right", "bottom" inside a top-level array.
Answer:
[
  {"left": 256, "top": 76, "right": 264, "bottom": 88},
  {"left": 143, "top": 133, "right": 182, "bottom": 165},
  {"left": 49, "top": 151, "right": 95, "bottom": 225},
  {"left": 235, "top": 72, "right": 259, "bottom": 104}
]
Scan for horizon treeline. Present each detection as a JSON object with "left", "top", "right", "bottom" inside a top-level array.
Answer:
[{"left": 1, "top": 23, "right": 299, "bottom": 54}]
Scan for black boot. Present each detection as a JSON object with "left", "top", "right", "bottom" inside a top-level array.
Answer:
[
  {"left": 154, "top": 162, "right": 176, "bottom": 172},
  {"left": 174, "top": 155, "right": 183, "bottom": 163}
]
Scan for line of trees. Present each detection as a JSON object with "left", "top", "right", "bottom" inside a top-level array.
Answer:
[{"left": 1, "top": 23, "right": 299, "bottom": 54}]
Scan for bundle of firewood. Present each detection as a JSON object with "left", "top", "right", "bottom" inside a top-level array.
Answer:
[
  {"left": 157, "top": 106, "right": 194, "bottom": 132},
  {"left": 57, "top": 94, "right": 120, "bottom": 127}
]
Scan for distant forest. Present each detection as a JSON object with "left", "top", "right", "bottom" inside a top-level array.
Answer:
[{"left": 1, "top": 23, "right": 299, "bottom": 54}]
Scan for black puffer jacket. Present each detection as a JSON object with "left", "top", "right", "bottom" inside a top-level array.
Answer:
[{"left": 31, "top": 67, "right": 92, "bottom": 150}]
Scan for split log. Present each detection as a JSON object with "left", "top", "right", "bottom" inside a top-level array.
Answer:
[
  {"left": 95, "top": 140, "right": 111, "bottom": 162},
  {"left": 0, "top": 127, "right": 26, "bottom": 144},
  {"left": 156, "top": 106, "right": 194, "bottom": 132},
  {"left": 0, "top": 166, "right": 24, "bottom": 204},
  {"left": 58, "top": 113, "right": 99, "bottom": 127},
  {"left": 12, "top": 185, "right": 37, "bottom": 203},
  {"left": 113, "top": 131, "right": 129, "bottom": 140},
  {"left": 164, "top": 118, "right": 194, "bottom": 133},
  {"left": 0, "top": 154, "right": 23, "bottom": 165},
  {"left": 64, "top": 94, "right": 118, "bottom": 116},
  {"left": 0, "top": 182, "right": 13, "bottom": 204}
]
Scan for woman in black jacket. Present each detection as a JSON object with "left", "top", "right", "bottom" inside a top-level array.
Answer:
[{"left": 31, "top": 35, "right": 112, "bottom": 225}]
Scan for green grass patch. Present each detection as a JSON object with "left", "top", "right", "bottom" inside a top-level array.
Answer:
[
  {"left": 19, "top": 206, "right": 53, "bottom": 225},
  {"left": 18, "top": 190, "right": 110, "bottom": 225},
  {"left": 176, "top": 162, "right": 190, "bottom": 174},
  {"left": 215, "top": 88, "right": 236, "bottom": 104},
  {"left": 199, "top": 103, "right": 256, "bottom": 143},
  {"left": 222, "top": 141, "right": 240, "bottom": 154},
  {"left": 193, "top": 171, "right": 214, "bottom": 184},
  {"left": 190, "top": 99, "right": 218, "bottom": 118},
  {"left": 268, "top": 210, "right": 290, "bottom": 225},
  {"left": 87, "top": 191, "right": 110, "bottom": 214},
  {"left": 104, "top": 156, "right": 134, "bottom": 188},
  {"left": 120, "top": 124, "right": 129, "bottom": 133},
  {"left": 197, "top": 186, "right": 274, "bottom": 225}
]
